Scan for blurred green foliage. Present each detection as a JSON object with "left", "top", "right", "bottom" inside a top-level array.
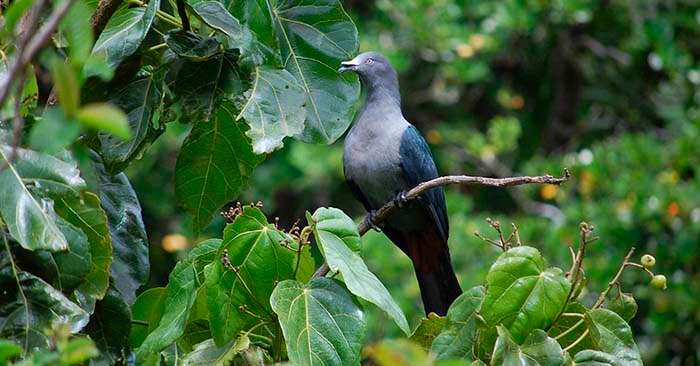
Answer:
[{"left": 129, "top": 0, "right": 700, "bottom": 364}]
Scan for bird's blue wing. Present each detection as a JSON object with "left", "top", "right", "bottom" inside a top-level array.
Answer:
[{"left": 399, "top": 125, "right": 449, "bottom": 242}]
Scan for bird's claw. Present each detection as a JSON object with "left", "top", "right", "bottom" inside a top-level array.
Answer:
[
  {"left": 365, "top": 210, "right": 382, "bottom": 232},
  {"left": 394, "top": 191, "right": 408, "bottom": 208}
]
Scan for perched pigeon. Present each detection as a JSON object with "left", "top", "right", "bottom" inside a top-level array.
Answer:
[{"left": 339, "top": 52, "right": 461, "bottom": 315}]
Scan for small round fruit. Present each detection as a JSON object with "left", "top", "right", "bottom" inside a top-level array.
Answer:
[
  {"left": 650, "top": 274, "right": 667, "bottom": 290},
  {"left": 641, "top": 254, "right": 656, "bottom": 269}
]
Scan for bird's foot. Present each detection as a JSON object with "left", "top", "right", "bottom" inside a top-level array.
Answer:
[
  {"left": 364, "top": 210, "right": 382, "bottom": 232},
  {"left": 393, "top": 191, "right": 408, "bottom": 208}
]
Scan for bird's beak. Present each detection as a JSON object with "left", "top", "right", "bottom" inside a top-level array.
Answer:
[{"left": 338, "top": 60, "right": 359, "bottom": 73}]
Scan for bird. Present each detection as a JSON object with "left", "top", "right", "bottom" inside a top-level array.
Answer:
[{"left": 339, "top": 51, "right": 462, "bottom": 316}]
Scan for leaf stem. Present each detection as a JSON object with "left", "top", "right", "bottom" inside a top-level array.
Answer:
[
  {"left": 593, "top": 247, "right": 635, "bottom": 309},
  {"left": 147, "top": 43, "right": 168, "bottom": 52},
  {"left": 554, "top": 318, "right": 584, "bottom": 341},
  {"left": 561, "top": 312, "right": 584, "bottom": 318},
  {"left": 563, "top": 328, "right": 589, "bottom": 353}
]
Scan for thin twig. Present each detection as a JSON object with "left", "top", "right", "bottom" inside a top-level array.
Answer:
[
  {"left": 0, "top": 0, "right": 75, "bottom": 106},
  {"left": 593, "top": 247, "right": 636, "bottom": 308},
  {"left": 563, "top": 328, "right": 590, "bottom": 353},
  {"left": 312, "top": 169, "right": 571, "bottom": 278},
  {"left": 175, "top": 0, "right": 191, "bottom": 31}
]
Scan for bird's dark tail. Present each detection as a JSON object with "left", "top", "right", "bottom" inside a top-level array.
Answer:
[{"left": 387, "top": 227, "right": 462, "bottom": 316}]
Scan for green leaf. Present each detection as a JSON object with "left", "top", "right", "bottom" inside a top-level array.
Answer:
[
  {"left": 491, "top": 326, "right": 566, "bottom": 366},
  {"left": 165, "top": 30, "right": 221, "bottom": 61},
  {"left": 480, "top": 246, "right": 571, "bottom": 343},
  {"left": 98, "top": 165, "right": 150, "bottom": 305},
  {"left": 84, "top": 287, "right": 131, "bottom": 365},
  {"left": 136, "top": 239, "right": 220, "bottom": 360},
  {"left": 0, "top": 340, "right": 22, "bottom": 365},
  {"left": 363, "top": 338, "right": 432, "bottom": 366},
  {"left": 54, "top": 192, "right": 113, "bottom": 299},
  {"left": 409, "top": 312, "right": 446, "bottom": 350},
  {"left": 0, "top": 146, "right": 86, "bottom": 251},
  {"left": 188, "top": 1, "right": 253, "bottom": 55},
  {"left": 548, "top": 303, "right": 592, "bottom": 356},
  {"left": 51, "top": 60, "right": 80, "bottom": 118},
  {"left": 170, "top": 51, "right": 240, "bottom": 123},
  {"left": 236, "top": 67, "right": 306, "bottom": 154},
  {"left": 573, "top": 350, "right": 619, "bottom": 366},
  {"left": 270, "top": 0, "right": 361, "bottom": 143},
  {"left": 182, "top": 335, "right": 250, "bottom": 366},
  {"left": 92, "top": 0, "right": 160, "bottom": 68},
  {"left": 311, "top": 207, "right": 409, "bottom": 334},
  {"left": 576, "top": 309, "right": 642, "bottom": 366},
  {"left": 3, "top": 0, "right": 33, "bottom": 35},
  {"left": 606, "top": 291, "right": 637, "bottom": 322},
  {"left": 28, "top": 109, "right": 81, "bottom": 154},
  {"left": 76, "top": 103, "right": 131, "bottom": 140},
  {"left": 0, "top": 262, "right": 89, "bottom": 350},
  {"left": 97, "top": 71, "right": 165, "bottom": 174},
  {"left": 175, "top": 103, "right": 263, "bottom": 232},
  {"left": 130, "top": 287, "right": 168, "bottom": 349},
  {"left": 206, "top": 207, "right": 302, "bottom": 345},
  {"left": 270, "top": 278, "right": 366, "bottom": 366},
  {"left": 60, "top": 0, "right": 94, "bottom": 67},
  {"left": 59, "top": 337, "right": 99, "bottom": 365},
  {"left": 225, "top": 0, "right": 280, "bottom": 65},
  {"left": 431, "top": 286, "right": 485, "bottom": 361}
]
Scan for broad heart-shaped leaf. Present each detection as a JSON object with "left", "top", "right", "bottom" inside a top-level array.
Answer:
[
  {"left": 135, "top": 239, "right": 221, "bottom": 361},
  {"left": 206, "top": 207, "right": 308, "bottom": 345},
  {"left": 130, "top": 287, "right": 168, "bottom": 349},
  {"left": 409, "top": 312, "right": 446, "bottom": 350},
  {"left": 270, "top": 278, "right": 366, "bottom": 366},
  {"left": 175, "top": 103, "right": 263, "bottom": 232},
  {"left": 431, "top": 286, "right": 485, "bottom": 361},
  {"left": 84, "top": 286, "right": 131, "bottom": 365},
  {"left": 165, "top": 30, "right": 221, "bottom": 62},
  {"left": 0, "top": 258, "right": 89, "bottom": 350},
  {"left": 188, "top": 1, "right": 254, "bottom": 56},
  {"left": 96, "top": 70, "right": 165, "bottom": 174},
  {"left": 480, "top": 246, "right": 571, "bottom": 343},
  {"left": 98, "top": 166, "right": 149, "bottom": 305},
  {"left": 0, "top": 145, "right": 86, "bottom": 251},
  {"left": 270, "top": 0, "right": 361, "bottom": 143},
  {"left": 170, "top": 51, "right": 240, "bottom": 123},
  {"left": 54, "top": 192, "right": 113, "bottom": 299},
  {"left": 576, "top": 309, "right": 642, "bottom": 366},
  {"left": 182, "top": 335, "right": 250, "bottom": 366},
  {"left": 237, "top": 67, "right": 307, "bottom": 153},
  {"left": 225, "top": 0, "right": 281, "bottom": 65},
  {"left": 491, "top": 326, "right": 566, "bottom": 366},
  {"left": 92, "top": 0, "right": 159, "bottom": 68},
  {"left": 311, "top": 207, "right": 409, "bottom": 334}
]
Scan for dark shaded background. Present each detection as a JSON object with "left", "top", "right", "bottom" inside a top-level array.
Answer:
[{"left": 127, "top": 0, "right": 700, "bottom": 364}]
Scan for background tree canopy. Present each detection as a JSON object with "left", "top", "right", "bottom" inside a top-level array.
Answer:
[{"left": 0, "top": 0, "right": 697, "bottom": 364}]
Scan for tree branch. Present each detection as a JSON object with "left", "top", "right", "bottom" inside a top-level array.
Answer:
[
  {"left": 0, "top": 0, "right": 74, "bottom": 107},
  {"left": 175, "top": 0, "right": 191, "bottom": 31},
  {"left": 312, "top": 169, "right": 572, "bottom": 277}
]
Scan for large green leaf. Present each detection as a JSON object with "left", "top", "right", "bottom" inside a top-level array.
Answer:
[
  {"left": 0, "top": 254, "right": 89, "bottom": 351},
  {"left": 182, "top": 335, "right": 250, "bottom": 366},
  {"left": 188, "top": 1, "right": 254, "bottom": 55},
  {"left": 0, "top": 146, "right": 86, "bottom": 251},
  {"left": 135, "top": 239, "right": 220, "bottom": 360},
  {"left": 266, "top": 0, "right": 360, "bottom": 143},
  {"left": 175, "top": 103, "right": 263, "bottom": 232},
  {"left": 130, "top": 287, "right": 168, "bottom": 349},
  {"left": 574, "top": 309, "right": 642, "bottom": 366},
  {"left": 84, "top": 287, "right": 132, "bottom": 365},
  {"left": 491, "top": 326, "right": 566, "bottom": 366},
  {"left": 225, "top": 0, "right": 280, "bottom": 65},
  {"left": 206, "top": 207, "right": 307, "bottom": 345},
  {"left": 165, "top": 30, "right": 221, "bottom": 61},
  {"left": 480, "top": 246, "right": 571, "bottom": 343},
  {"left": 54, "top": 192, "right": 113, "bottom": 299},
  {"left": 98, "top": 166, "right": 149, "bottom": 305},
  {"left": 237, "top": 67, "right": 307, "bottom": 153},
  {"left": 311, "top": 207, "right": 409, "bottom": 334},
  {"left": 431, "top": 286, "right": 485, "bottom": 360},
  {"left": 270, "top": 278, "right": 366, "bottom": 366},
  {"left": 97, "top": 70, "right": 165, "bottom": 174},
  {"left": 92, "top": 0, "right": 160, "bottom": 68},
  {"left": 409, "top": 312, "right": 446, "bottom": 350},
  {"left": 170, "top": 51, "right": 240, "bottom": 123}
]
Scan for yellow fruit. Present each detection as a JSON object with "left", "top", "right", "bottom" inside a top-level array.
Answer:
[
  {"left": 641, "top": 254, "right": 656, "bottom": 269},
  {"left": 650, "top": 274, "right": 667, "bottom": 290}
]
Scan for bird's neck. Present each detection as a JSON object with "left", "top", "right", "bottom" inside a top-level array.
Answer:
[{"left": 362, "top": 73, "right": 401, "bottom": 111}]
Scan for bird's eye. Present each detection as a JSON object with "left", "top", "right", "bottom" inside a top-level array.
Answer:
[{"left": 366, "top": 58, "right": 374, "bottom": 65}]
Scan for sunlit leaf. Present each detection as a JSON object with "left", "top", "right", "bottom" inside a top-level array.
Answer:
[
  {"left": 182, "top": 335, "right": 250, "bottom": 366},
  {"left": 76, "top": 103, "right": 131, "bottom": 140},
  {"left": 575, "top": 309, "right": 642, "bottom": 366},
  {"left": 270, "top": 278, "right": 365, "bottom": 366},
  {"left": 409, "top": 312, "right": 446, "bottom": 350},
  {"left": 130, "top": 287, "right": 167, "bottom": 349},
  {"left": 431, "top": 286, "right": 485, "bottom": 360}
]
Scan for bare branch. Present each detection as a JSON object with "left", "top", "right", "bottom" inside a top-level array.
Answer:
[
  {"left": 312, "top": 169, "right": 571, "bottom": 278},
  {"left": 0, "top": 0, "right": 75, "bottom": 107}
]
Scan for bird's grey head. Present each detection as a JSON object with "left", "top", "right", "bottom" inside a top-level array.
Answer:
[{"left": 339, "top": 51, "right": 400, "bottom": 104}]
